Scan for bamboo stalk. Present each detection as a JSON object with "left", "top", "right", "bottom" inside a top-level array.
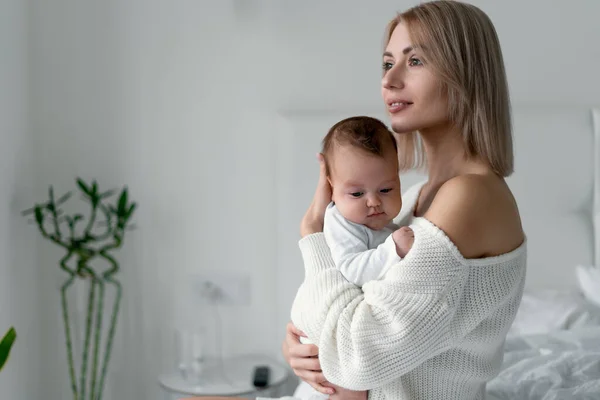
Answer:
[
  {"left": 79, "top": 276, "right": 96, "bottom": 400},
  {"left": 22, "top": 178, "right": 136, "bottom": 400},
  {"left": 91, "top": 279, "right": 105, "bottom": 399},
  {"left": 96, "top": 277, "right": 121, "bottom": 400},
  {"left": 61, "top": 276, "right": 79, "bottom": 400}
]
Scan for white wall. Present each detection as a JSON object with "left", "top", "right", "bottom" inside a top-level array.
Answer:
[
  {"left": 14, "top": 0, "right": 600, "bottom": 399},
  {"left": 29, "top": 1, "right": 281, "bottom": 399},
  {"left": 266, "top": 0, "right": 600, "bottom": 110},
  {"left": 0, "top": 0, "right": 40, "bottom": 399}
]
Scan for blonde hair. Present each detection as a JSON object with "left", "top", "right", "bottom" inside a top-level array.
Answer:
[{"left": 385, "top": 0, "right": 513, "bottom": 176}]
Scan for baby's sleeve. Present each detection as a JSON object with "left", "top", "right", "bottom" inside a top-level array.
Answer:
[{"left": 324, "top": 204, "right": 400, "bottom": 286}]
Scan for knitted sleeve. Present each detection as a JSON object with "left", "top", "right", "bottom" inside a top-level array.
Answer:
[{"left": 290, "top": 217, "right": 468, "bottom": 391}]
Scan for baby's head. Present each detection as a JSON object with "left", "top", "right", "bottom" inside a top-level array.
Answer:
[{"left": 322, "top": 116, "right": 402, "bottom": 230}]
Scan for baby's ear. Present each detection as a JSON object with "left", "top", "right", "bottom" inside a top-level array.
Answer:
[{"left": 327, "top": 177, "right": 335, "bottom": 202}]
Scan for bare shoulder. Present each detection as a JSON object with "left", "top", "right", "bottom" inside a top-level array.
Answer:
[{"left": 423, "top": 174, "right": 524, "bottom": 259}]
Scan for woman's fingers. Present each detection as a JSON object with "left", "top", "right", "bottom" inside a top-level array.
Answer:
[
  {"left": 284, "top": 322, "right": 330, "bottom": 394},
  {"left": 314, "top": 153, "right": 332, "bottom": 209},
  {"left": 294, "top": 370, "right": 335, "bottom": 396},
  {"left": 307, "top": 380, "right": 335, "bottom": 396},
  {"left": 300, "top": 153, "right": 332, "bottom": 237},
  {"left": 286, "top": 321, "right": 307, "bottom": 338},
  {"left": 288, "top": 342, "right": 319, "bottom": 358},
  {"left": 289, "top": 355, "right": 321, "bottom": 371}
]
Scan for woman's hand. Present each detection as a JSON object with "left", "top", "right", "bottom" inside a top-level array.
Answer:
[
  {"left": 330, "top": 387, "right": 368, "bottom": 400},
  {"left": 300, "top": 153, "right": 332, "bottom": 238},
  {"left": 282, "top": 322, "right": 336, "bottom": 396}
]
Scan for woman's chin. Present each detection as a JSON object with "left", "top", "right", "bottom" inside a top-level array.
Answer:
[
  {"left": 389, "top": 117, "right": 416, "bottom": 134},
  {"left": 390, "top": 122, "right": 416, "bottom": 135}
]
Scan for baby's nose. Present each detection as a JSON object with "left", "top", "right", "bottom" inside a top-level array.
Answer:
[{"left": 366, "top": 194, "right": 381, "bottom": 207}]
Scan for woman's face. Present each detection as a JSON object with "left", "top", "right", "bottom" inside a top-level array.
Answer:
[{"left": 381, "top": 22, "right": 449, "bottom": 135}]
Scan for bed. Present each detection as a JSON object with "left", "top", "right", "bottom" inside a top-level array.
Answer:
[
  {"left": 274, "top": 106, "right": 600, "bottom": 399},
  {"left": 485, "top": 108, "right": 600, "bottom": 399}
]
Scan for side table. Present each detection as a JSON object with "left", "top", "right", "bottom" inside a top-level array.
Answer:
[{"left": 158, "top": 354, "right": 288, "bottom": 399}]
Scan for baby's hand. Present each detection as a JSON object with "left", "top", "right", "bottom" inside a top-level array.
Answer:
[{"left": 392, "top": 226, "right": 414, "bottom": 258}]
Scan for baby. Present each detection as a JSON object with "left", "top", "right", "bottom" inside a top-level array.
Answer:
[
  {"left": 322, "top": 115, "right": 414, "bottom": 287},
  {"left": 292, "top": 116, "right": 414, "bottom": 400}
]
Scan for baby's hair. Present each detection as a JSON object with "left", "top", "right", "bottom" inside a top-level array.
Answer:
[{"left": 322, "top": 116, "right": 398, "bottom": 176}]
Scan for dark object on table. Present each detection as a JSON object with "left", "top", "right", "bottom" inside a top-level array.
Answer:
[{"left": 252, "top": 365, "right": 270, "bottom": 388}]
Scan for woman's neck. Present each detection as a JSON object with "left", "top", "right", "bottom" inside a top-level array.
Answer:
[{"left": 419, "top": 124, "right": 488, "bottom": 186}]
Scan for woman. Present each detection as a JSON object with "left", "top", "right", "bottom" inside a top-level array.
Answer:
[
  {"left": 283, "top": 1, "right": 525, "bottom": 399},
  {"left": 188, "top": 1, "right": 526, "bottom": 399}
]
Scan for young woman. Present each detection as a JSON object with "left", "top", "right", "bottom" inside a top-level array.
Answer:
[
  {"left": 188, "top": 1, "right": 526, "bottom": 399},
  {"left": 282, "top": 1, "right": 525, "bottom": 399}
]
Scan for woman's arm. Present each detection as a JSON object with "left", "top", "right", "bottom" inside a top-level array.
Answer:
[
  {"left": 283, "top": 154, "right": 342, "bottom": 396},
  {"left": 292, "top": 176, "right": 518, "bottom": 391},
  {"left": 291, "top": 225, "right": 465, "bottom": 390}
]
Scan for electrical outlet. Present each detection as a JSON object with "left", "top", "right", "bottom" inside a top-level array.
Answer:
[{"left": 193, "top": 271, "right": 251, "bottom": 306}]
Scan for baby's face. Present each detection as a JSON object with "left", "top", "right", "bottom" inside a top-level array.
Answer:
[{"left": 329, "top": 145, "right": 402, "bottom": 230}]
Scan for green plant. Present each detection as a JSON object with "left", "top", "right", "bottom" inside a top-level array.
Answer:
[
  {"left": 0, "top": 327, "right": 16, "bottom": 372},
  {"left": 22, "top": 178, "right": 136, "bottom": 400}
]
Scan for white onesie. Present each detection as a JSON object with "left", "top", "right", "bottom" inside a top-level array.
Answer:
[{"left": 323, "top": 202, "right": 401, "bottom": 286}]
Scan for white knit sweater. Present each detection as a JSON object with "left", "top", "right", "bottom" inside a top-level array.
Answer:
[{"left": 290, "top": 181, "right": 527, "bottom": 400}]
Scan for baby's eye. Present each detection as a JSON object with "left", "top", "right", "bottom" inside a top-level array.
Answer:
[
  {"left": 380, "top": 188, "right": 393, "bottom": 193},
  {"left": 350, "top": 192, "right": 364, "bottom": 198}
]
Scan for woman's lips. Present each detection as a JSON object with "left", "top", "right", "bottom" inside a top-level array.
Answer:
[{"left": 388, "top": 101, "right": 412, "bottom": 113}]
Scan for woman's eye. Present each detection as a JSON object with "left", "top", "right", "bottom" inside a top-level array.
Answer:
[
  {"left": 382, "top": 61, "right": 393, "bottom": 71},
  {"left": 380, "top": 188, "right": 393, "bottom": 193},
  {"left": 408, "top": 57, "right": 423, "bottom": 66},
  {"left": 350, "top": 192, "right": 364, "bottom": 198}
]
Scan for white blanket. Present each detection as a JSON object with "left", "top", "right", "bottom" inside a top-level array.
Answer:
[
  {"left": 259, "top": 327, "right": 600, "bottom": 400},
  {"left": 487, "top": 327, "right": 600, "bottom": 399}
]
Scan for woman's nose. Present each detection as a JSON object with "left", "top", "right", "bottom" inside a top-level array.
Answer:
[{"left": 382, "top": 64, "right": 405, "bottom": 90}]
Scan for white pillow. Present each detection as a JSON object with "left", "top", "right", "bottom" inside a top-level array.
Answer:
[{"left": 576, "top": 264, "right": 600, "bottom": 308}]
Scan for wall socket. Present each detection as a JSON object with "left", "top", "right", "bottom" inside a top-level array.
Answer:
[{"left": 193, "top": 271, "right": 251, "bottom": 306}]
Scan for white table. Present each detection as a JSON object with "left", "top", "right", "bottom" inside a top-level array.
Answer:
[{"left": 158, "top": 354, "right": 289, "bottom": 399}]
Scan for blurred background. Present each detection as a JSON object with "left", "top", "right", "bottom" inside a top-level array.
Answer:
[{"left": 1, "top": 0, "right": 600, "bottom": 399}]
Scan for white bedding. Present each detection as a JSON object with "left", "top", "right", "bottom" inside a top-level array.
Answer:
[
  {"left": 487, "top": 327, "right": 600, "bottom": 399},
  {"left": 265, "top": 327, "right": 600, "bottom": 400},
  {"left": 508, "top": 289, "right": 600, "bottom": 338},
  {"left": 261, "top": 293, "right": 600, "bottom": 400}
]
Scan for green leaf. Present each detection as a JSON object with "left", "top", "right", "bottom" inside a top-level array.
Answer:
[
  {"left": 100, "top": 189, "right": 117, "bottom": 199},
  {"left": 118, "top": 189, "right": 128, "bottom": 213},
  {"left": 91, "top": 193, "right": 100, "bottom": 207},
  {"left": 127, "top": 203, "right": 137, "bottom": 218},
  {"left": 77, "top": 178, "right": 90, "bottom": 195},
  {"left": 56, "top": 191, "right": 72, "bottom": 206},
  {"left": 34, "top": 206, "right": 43, "bottom": 225},
  {"left": 20, "top": 206, "right": 36, "bottom": 216},
  {"left": 0, "top": 327, "right": 16, "bottom": 372}
]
